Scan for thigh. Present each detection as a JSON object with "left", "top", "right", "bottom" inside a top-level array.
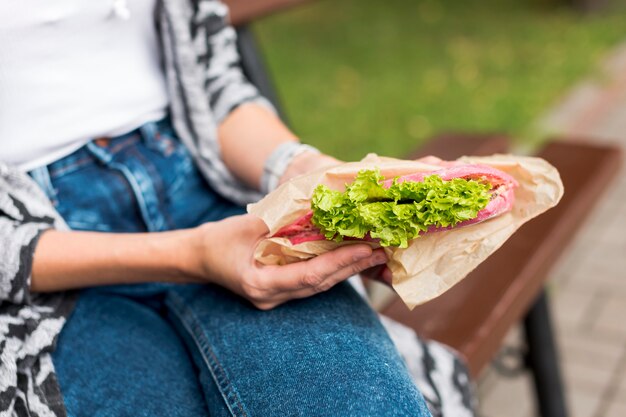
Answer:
[
  {"left": 165, "top": 283, "right": 432, "bottom": 417},
  {"left": 52, "top": 291, "right": 209, "bottom": 417}
]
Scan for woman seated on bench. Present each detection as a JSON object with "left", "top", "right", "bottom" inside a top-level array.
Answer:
[{"left": 0, "top": 1, "right": 473, "bottom": 416}]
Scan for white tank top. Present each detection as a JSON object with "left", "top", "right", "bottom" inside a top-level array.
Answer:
[{"left": 0, "top": 0, "right": 170, "bottom": 171}]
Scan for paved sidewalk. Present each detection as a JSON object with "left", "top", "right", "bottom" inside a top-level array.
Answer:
[{"left": 477, "top": 42, "right": 626, "bottom": 417}]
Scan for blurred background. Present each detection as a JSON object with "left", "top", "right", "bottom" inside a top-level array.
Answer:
[
  {"left": 254, "top": 0, "right": 626, "bottom": 158},
  {"left": 248, "top": 0, "right": 626, "bottom": 416}
]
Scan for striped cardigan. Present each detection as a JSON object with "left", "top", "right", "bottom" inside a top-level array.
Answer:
[{"left": 0, "top": 1, "right": 276, "bottom": 415}]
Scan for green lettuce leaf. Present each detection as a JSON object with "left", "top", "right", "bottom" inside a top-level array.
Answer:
[{"left": 310, "top": 169, "right": 491, "bottom": 248}]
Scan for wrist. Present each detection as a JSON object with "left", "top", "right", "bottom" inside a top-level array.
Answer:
[
  {"left": 261, "top": 142, "right": 322, "bottom": 193},
  {"left": 132, "top": 228, "right": 210, "bottom": 285},
  {"left": 279, "top": 152, "right": 340, "bottom": 186},
  {"left": 176, "top": 226, "right": 213, "bottom": 283}
]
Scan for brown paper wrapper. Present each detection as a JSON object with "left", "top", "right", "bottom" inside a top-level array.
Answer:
[{"left": 248, "top": 153, "right": 564, "bottom": 309}]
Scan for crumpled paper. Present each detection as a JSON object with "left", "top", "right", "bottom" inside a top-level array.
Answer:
[{"left": 248, "top": 153, "right": 564, "bottom": 309}]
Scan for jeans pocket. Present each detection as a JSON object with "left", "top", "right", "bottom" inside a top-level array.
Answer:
[{"left": 52, "top": 164, "right": 146, "bottom": 232}]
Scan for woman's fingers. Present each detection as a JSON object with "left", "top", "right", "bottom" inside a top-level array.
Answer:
[
  {"left": 381, "top": 266, "right": 393, "bottom": 285},
  {"left": 251, "top": 246, "right": 387, "bottom": 308},
  {"left": 320, "top": 248, "right": 387, "bottom": 288},
  {"left": 360, "top": 264, "right": 393, "bottom": 286},
  {"left": 266, "top": 244, "right": 375, "bottom": 291},
  {"left": 283, "top": 251, "right": 388, "bottom": 302}
]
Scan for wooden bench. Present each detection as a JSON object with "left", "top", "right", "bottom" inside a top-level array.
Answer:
[
  {"left": 224, "top": 2, "right": 623, "bottom": 416},
  {"left": 383, "top": 135, "right": 622, "bottom": 417}
]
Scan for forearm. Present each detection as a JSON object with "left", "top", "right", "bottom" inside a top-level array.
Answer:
[
  {"left": 31, "top": 228, "right": 204, "bottom": 292},
  {"left": 218, "top": 104, "right": 298, "bottom": 190},
  {"left": 218, "top": 103, "right": 339, "bottom": 190}
]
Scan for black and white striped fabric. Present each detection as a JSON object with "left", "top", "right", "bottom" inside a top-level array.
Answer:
[
  {"left": 0, "top": 1, "right": 476, "bottom": 415},
  {"left": 0, "top": 163, "right": 75, "bottom": 417},
  {"left": 380, "top": 316, "right": 476, "bottom": 417}
]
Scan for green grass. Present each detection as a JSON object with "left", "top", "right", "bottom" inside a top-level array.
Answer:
[{"left": 253, "top": 0, "right": 626, "bottom": 160}]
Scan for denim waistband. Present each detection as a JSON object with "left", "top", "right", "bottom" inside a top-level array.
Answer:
[{"left": 29, "top": 117, "right": 172, "bottom": 202}]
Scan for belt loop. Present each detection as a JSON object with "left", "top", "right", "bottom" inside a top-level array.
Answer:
[
  {"left": 29, "top": 165, "right": 58, "bottom": 203},
  {"left": 85, "top": 141, "right": 114, "bottom": 165},
  {"left": 139, "top": 120, "right": 158, "bottom": 146}
]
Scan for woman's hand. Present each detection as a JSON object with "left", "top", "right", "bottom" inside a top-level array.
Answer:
[{"left": 190, "top": 214, "right": 388, "bottom": 310}]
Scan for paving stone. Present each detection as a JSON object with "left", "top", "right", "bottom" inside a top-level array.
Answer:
[
  {"left": 559, "top": 326, "right": 623, "bottom": 367},
  {"left": 612, "top": 355, "right": 626, "bottom": 403},
  {"left": 594, "top": 214, "right": 626, "bottom": 247},
  {"left": 594, "top": 98, "right": 626, "bottom": 141},
  {"left": 585, "top": 238, "right": 626, "bottom": 266},
  {"left": 584, "top": 119, "right": 626, "bottom": 144},
  {"left": 605, "top": 401, "right": 626, "bottom": 417},
  {"left": 476, "top": 367, "right": 498, "bottom": 397},
  {"left": 553, "top": 284, "right": 598, "bottom": 329},
  {"left": 606, "top": 170, "right": 626, "bottom": 189},
  {"left": 576, "top": 197, "right": 625, "bottom": 245},
  {"left": 562, "top": 355, "right": 614, "bottom": 395},
  {"left": 592, "top": 294, "right": 626, "bottom": 337},
  {"left": 558, "top": 320, "right": 626, "bottom": 348},
  {"left": 477, "top": 372, "right": 535, "bottom": 417},
  {"left": 603, "top": 44, "right": 626, "bottom": 77},
  {"left": 564, "top": 257, "right": 626, "bottom": 298},
  {"left": 550, "top": 241, "right": 598, "bottom": 287},
  {"left": 540, "top": 82, "right": 604, "bottom": 133},
  {"left": 558, "top": 209, "right": 624, "bottom": 275},
  {"left": 569, "top": 390, "right": 603, "bottom": 417}
]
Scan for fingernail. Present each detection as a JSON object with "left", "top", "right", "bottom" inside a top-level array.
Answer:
[{"left": 372, "top": 253, "right": 387, "bottom": 265}]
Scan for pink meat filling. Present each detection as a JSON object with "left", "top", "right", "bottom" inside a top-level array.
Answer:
[
  {"left": 381, "top": 164, "right": 517, "bottom": 189},
  {"left": 273, "top": 165, "right": 518, "bottom": 245},
  {"left": 272, "top": 212, "right": 321, "bottom": 244}
]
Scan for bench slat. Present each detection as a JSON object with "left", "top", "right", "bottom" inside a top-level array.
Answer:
[
  {"left": 224, "top": 0, "right": 312, "bottom": 26},
  {"left": 409, "top": 133, "right": 510, "bottom": 160},
  {"left": 382, "top": 139, "right": 622, "bottom": 377}
]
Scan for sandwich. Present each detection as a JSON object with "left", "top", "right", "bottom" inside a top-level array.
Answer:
[
  {"left": 250, "top": 153, "right": 563, "bottom": 308},
  {"left": 272, "top": 164, "right": 518, "bottom": 248}
]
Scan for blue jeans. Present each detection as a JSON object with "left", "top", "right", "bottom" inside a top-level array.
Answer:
[{"left": 31, "top": 118, "right": 431, "bottom": 417}]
